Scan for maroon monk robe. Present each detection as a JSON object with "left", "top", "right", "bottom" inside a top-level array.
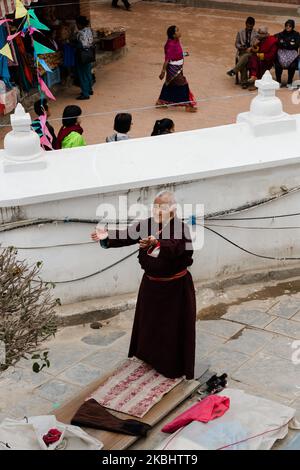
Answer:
[{"left": 100, "top": 217, "right": 196, "bottom": 380}]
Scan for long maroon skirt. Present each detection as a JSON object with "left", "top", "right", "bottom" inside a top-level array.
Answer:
[{"left": 128, "top": 271, "right": 196, "bottom": 380}]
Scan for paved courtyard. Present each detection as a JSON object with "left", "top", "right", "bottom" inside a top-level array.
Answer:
[
  {"left": 1, "top": 275, "right": 299, "bottom": 449},
  {"left": 1, "top": 1, "right": 300, "bottom": 145}
]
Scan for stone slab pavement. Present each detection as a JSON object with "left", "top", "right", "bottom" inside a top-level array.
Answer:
[{"left": 0, "top": 280, "right": 300, "bottom": 450}]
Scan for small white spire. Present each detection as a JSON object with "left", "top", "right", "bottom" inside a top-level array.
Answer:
[
  {"left": 3, "top": 103, "right": 46, "bottom": 172},
  {"left": 237, "top": 71, "right": 296, "bottom": 136}
]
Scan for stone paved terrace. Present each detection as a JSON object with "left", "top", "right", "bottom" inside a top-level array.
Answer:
[{"left": 1, "top": 275, "right": 300, "bottom": 450}]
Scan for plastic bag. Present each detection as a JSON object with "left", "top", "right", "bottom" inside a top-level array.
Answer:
[{"left": 0, "top": 415, "right": 103, "bottom": 450}]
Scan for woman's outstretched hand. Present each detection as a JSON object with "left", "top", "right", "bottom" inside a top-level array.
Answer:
[
  {"left": 159, "top": 71, "right": 165, "bottom": 80},
  {"left": 91, "top": 228, "right": 108, "bottom": 242}
]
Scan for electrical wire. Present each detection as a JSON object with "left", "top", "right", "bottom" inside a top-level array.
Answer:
[
  {"left": 203, "top": 223, "right": 300, "bottom": 230},
  {"left": 0, "top": 91, "right": 252, "bottom": 128},
  {"left": 33, "top": 247, "right": 139, "bottom": 284},
  {"left": 203, "top": 225, "right": 300, "bottom": 261},
  {"left": 4, "top": 221, "right": 300, "bottom": 250},
  {"left": 3, "top": 187, "right": 300, "bottom": 282},
  {"left": 30, "top": 0, "right": 137, "bottom": 10},
  {"left": 29, "top": 221, "right": 300, "bottom": 284}
]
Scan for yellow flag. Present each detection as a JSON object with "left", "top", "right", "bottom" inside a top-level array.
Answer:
[
  {"left": 0, "top": 43, "right": 13, "bottom": 61},
  {"left": 15, "top": 0, "right": 28, "bottom": 19}
]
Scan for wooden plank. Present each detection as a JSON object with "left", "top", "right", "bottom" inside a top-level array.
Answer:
[{"left": 54, "top": 370, "right": 200, "bottom": 450}]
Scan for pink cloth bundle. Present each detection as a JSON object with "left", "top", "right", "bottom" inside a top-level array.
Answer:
[{"left": 162, "top": 395, "right": 230, "bottom": 433}]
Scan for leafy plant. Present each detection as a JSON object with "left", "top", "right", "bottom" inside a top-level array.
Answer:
[{"left": 0, "top": 247, "right": 59, "bottom": 372}]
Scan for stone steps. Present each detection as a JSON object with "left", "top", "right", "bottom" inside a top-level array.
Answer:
[{"left": 146, "top": 0, "right": 300, "bottom": 16}]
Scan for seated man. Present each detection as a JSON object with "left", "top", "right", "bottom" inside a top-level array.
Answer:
[
  {"left": 227, "top": 16, "right": 257, "bottom": 89},
  {"left": 247, "top": 26, "right": 278, "bottom": 89}
]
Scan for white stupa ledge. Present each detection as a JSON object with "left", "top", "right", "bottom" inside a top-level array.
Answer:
[
  {"left": 3, "top": 103, "right": 46, "bottom": 173},
  {"left": 237, "top": 71, "right": 297, "bottom": 137}
]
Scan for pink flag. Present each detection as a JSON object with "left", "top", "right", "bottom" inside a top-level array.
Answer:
[
  {"left": 7, "top": 32, "right": 21, "bottom": 41},
  {"left": 40, "top": 134, "right": 53, "bottom": 150},
  {"left": 28, "top": 27, "right": 39, "bottom": 36},
  {"left": 40, "top": 113, "right": 53, "bottom": 142},
  {"left": 38, "top": 76, "right": 56, "bottom": 101},
  {"left": 0, "top": 20, "right": 12, "bottom": 26}
]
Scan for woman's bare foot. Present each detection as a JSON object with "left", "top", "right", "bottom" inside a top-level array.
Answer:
[{"left": 185, "top": 106, "right": 198, "bottom": 112}]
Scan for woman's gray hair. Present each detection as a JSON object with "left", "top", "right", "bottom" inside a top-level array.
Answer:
[
  {"left": 258, "top": 26, "right": 268, "bottom": 34},
  {"left": 154, "top": 190, "right": 177, "bottom": 212},
  {"left": 154, "top": 190, "right": 176, "bottom": 205}
]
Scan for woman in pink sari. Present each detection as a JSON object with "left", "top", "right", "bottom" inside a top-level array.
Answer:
[{"left": 157, "top": 26, "right": 197, "bottom": 112}]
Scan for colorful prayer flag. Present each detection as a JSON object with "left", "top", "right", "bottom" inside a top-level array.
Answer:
[
  {"left": 7, "top": 32, "right": 21, "bottom": 41},
  {"left": 15, "top": 0, "right": 28, "bottom": 19},
  {"left": 27, "top": 10, "right": 50, "bottom": 31},
  {"left": 38, "top": 58, "right": 53, "bottom": 73},
  {"left": 0, "top": 19, "right": 12, "bottom": 26},
  {"left": 38, "top": 76, "right": 56, "bottom": 101},
  {"left": 0, "top": 43, "right": 13, "bottom": 62},
  {"left": 33, "top": 40, "right": 55, "bottom": 55}
]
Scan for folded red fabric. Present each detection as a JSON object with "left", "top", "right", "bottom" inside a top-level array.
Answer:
[{"left": 162, "top": 395, "right": 230, "bottom": 433}]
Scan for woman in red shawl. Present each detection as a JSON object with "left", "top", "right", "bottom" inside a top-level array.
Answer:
[{"left": 156, "top": 26, "right": 197, "bottom": 112}]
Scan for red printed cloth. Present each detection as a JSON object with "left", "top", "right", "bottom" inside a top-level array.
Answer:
[{"left": 162, "top": 395, "right": 230, "bottom": 433}]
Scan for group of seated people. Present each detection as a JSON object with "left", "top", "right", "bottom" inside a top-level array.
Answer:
[
  {"left": 31, "top": 99, "right": 176, "bottom": 151},
  {"left": 227, "top": 16, "right": 300, "bottom": 90}
]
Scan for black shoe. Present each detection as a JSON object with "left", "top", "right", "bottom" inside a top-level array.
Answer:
[
  {"left": 227, "top": 69, "right": 235, "bottom": 77},
  {"left": 206, "top": 373, "right": 228, "bottom": 392},
  {"left": 89, "top": 90, "right": 94, "bottom": 95},
  {"left": 218, "top": 373, "right": 228, "bottom": 381},
  {"left": 206, "top": 374, "right": 218, "bottom": 386},
  {"left": 76, "top": 95, "right": 90, "bottom": 100}
]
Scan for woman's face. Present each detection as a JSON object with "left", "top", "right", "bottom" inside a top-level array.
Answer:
[
  {"left": 153, "top": 197, "right": 174, "bottom": 224},
  {"left": 285, "top": 24, "right": 293, "bottom": 32},
  {"left": 174, "top": 27, "right": 181, "bottom": 39}
]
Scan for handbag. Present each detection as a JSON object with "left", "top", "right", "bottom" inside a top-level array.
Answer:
[
  {"left": 277, "top": 48, "right": 298, "bottom": 69},
  {"left": 77, "top": 45, "right": 96, "bottom": 65}
]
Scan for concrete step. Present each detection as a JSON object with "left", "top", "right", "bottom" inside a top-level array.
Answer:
[
  {"left": 56, "top": 291, "right": 136, "bottom": 327},
  {"left": 56, "top": 265, "right": 300, "bottom": 327},
  {"left": 147, "top": 0, "right": 300, "bottom": 16}
]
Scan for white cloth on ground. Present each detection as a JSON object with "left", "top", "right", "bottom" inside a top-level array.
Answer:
[{"left": 157, "top": 388, "right": 300, "bottom": 450}]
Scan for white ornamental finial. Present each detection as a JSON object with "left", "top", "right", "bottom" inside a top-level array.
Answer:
[
  {"left": 3, "top": 103, "right": 46, "bottom": 172},
  {"left": 11, "top": 103, "right": 32, "bottom": 132},
  {"left": 237, "top": 71, "right": 296, "bottom": 136}
]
